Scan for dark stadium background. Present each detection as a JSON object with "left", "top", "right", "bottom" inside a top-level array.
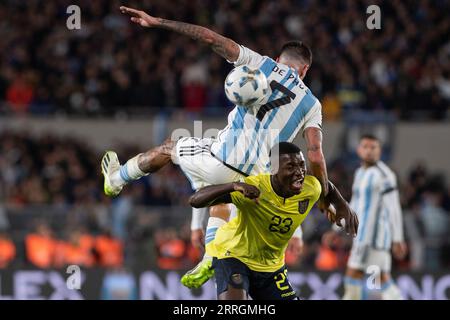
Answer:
[{"left": 0, "top": 0, "right": 449, "bottom": 300}]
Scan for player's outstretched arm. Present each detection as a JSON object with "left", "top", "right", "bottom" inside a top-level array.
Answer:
[
  {"left": 304, "top": 127, "right": 329, "bottom": 197},
  {"left": 189, "top": 182, "right": 260, "bottom": 208},
  {"left": 120, "top": 6, "right": 240, "bottom": 62}
]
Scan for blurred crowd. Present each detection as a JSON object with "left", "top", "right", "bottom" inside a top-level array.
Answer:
[
  {"left": 0, "top": 223, "right": 123, "bottom": 269},
  {"left": 0, "top": 0, "right": 448, "bottom": 119},
  {"left": 0, "top": 130, "right": 195, "bottom": 269},
  {"left": 0, "top": 130, "right": 192, "bottom": 208},
  {"left": 1, "top": 131, "right": 449, "bottom": 271}
]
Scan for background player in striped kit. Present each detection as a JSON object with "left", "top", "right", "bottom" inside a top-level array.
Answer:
[{"left": 342, "top": 134, "right": 407, "bottom": 300}]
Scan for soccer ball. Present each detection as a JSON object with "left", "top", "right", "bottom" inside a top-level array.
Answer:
[{"left": 224, "top": 65, "right": 269, "bottom": 107}]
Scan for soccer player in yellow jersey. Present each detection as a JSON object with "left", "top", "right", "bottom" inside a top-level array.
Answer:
[{"left": 188, "top": 142, "right": 357, "bottom": 300}]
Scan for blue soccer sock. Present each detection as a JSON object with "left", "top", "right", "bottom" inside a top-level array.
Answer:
[
  {"left": 112, "top": 153, "right": 147, "bottom": 186},
  {"left": 204, "top": 217, "right": 226, "bottom": 257},
  {"left": 342, "top": 276, "right": 363, "bottom": 300}
]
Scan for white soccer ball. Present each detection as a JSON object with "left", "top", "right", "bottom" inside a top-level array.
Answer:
[{"left": 224, "top": 65, "right": 269, "bottom": 108}]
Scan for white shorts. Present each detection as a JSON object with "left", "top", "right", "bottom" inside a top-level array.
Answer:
[
  {"left": 347, "top": 244, "right": 392, "bottom": 273},
  {"left": 172, "top": 137, "right": 245, "bottom": 190}
]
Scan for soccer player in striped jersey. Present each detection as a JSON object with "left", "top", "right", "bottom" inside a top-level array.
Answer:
[
  {"left": 101, "top": 6, "right": 358, "bottom": 285},
  {"left": 343, "top": 134, "right": 407, "bottom": 300}
]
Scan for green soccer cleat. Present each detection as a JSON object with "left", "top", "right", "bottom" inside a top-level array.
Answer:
[
  {"left": 101, "top": 151, "right": 123, "bottom": 197},
  {"left": 181, "top": 257, "right": 215, "bottom": 289}
]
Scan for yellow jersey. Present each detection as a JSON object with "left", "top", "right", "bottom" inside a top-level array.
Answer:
[{"left": 206, "top": 174, "right": 321, "bottom": 272}]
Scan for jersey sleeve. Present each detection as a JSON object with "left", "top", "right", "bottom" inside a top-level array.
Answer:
[
  {"left": 382, "top": 176, "right": 404, "bottom": 242},
  {"left": 302, "top": 100, "right": 322, "bottom": 133},
  {"left": 229, "top": 45, "right": 265, "bottom": 68}
]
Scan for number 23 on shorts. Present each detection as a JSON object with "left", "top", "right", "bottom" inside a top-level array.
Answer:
[{"left": 274, "top": 269, "right": 290, "bottom": 291}]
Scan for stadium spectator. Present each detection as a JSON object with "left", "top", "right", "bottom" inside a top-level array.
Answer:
[
  {"left": 25, "top": 222, "right": 56, "bottom": 269},
  {"left": 5, "top": 73, "right": 35, "bottom": 114},
  {"left": 179, "top": 224, "right": 202, "bottom": 268},
  {"left": 54, "top": 229, "right": 95, "bottom": 267},
  {"left": 315, "top": 231, "right": 340, "bottom": 271},
  {"left": 420, "top": 191, "right": 449, "bottom": 270},
  {"left": 285, "top": 240, "right": 303, "bottom": 268},
  {"left": 155, "top": 228, "right": 187, "bottom": 270},
  {"left": 95, "top": 230, "right": 124, "bottom": 268},
  {"left": 101, "top": 268, "right": 138, "bottom": 300},
  {"left": 0, "top": 231, "right": 16, "bottom": 268}
]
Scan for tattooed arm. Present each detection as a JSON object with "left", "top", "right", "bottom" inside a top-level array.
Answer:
[
  {"left": 304, "top": 126, "right": 359, "bottom": 236},
  {"left": 120, "top": 6, "right": 240, "bottom": 62},
  {"left": 304, "top": 127, "right": 329, "bottom": 197}
]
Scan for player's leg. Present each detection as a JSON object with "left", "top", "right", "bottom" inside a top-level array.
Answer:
[
  {"left": 213, "top": 258, "right": 250, "bottom": 300},
  {"left": 249, "top": 266, "right": 298, "bottom": 300},
  {"left": 376, "top": 251, "right": 402, "bottom": 300},
  {"left": 379, "top": 273, "right": 403, "bottom": 300},
  {"left": 342, "top": 243, "right": 368, "bottom": 300},
  {"left": 205, "top": 204, "right": 231, "bottom": 253},
  {"left": 172, "top": 138, "right": 243, "bottom": 288},
  {"left": 181, "top": 204, "right": 231, "bottom": 288},
  {"left": 101, "top": 138, "right": 175, "bottom": 196},
  {"left": 342, "top": 267, "right": 365, "bottom": 300},
  {"left": 360, "top": 248, "right": 402, "bottom": 299}
]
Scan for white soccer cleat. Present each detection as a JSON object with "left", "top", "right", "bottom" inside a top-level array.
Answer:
[{"left": 101, "top": 151, "right": 123, "bottom": 197}]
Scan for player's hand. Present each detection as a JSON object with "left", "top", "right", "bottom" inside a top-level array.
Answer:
[
  {"left": 232, "top": 182, "right": 260, "bottom": 203},
  {"left": 119, "top": 6, "right": 160, "bottom": 27},
  {"left": 288, "top": 237, "right": 304, "bottom": 256},
  {"left": 323, "top": 203, "right": 337, "bottom": 223},
  {"left": 191, "top": 228, "right": 205, "bottom": 249},
  {"left": 318, "top": 197, "right": 338, "bottom": 224},
  {"left": 392, "top": 242, "right": 407, "bottom": 260},
  {"left": 334, "top": 201, "right": 359, "bottom": 237}
]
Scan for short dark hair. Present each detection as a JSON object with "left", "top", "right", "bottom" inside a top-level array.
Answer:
[
  {"left": 360, "top": 134, "right": 380, "bottom": 142},
  {"left": 270, "top": 142, "right": 301, "bottom": 157},
  {"left": 280, "top": 41, "right": 312, "bottom": 66}
]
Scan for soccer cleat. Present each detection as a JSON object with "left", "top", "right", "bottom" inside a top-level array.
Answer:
[
  {"left": 181, "top": 256, "right": 214, "bottom": 289},
  {"left": 101, "top": 151, "right": 123, "bottom": 197}
]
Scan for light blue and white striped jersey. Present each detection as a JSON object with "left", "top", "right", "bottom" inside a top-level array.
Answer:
[
  {"left": 350, "top": 161, "right": 404, "bottom": 250},
  {"left": 210, "top": 45, "right": 322, "bottom": 176}
]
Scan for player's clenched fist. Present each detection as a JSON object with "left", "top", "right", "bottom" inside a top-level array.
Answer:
[{"left": 232, "top": 182, "right": 260, "bottom": 202}]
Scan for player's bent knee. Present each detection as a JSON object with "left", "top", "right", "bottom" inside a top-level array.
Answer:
[
  {"left": 346, "top": 268, "right": 364, "bottom": 279},
  {"left": 219, "top": 285, "right": 247, "bottom": 300},
  {"left": 210, "top": 204, "right": 231, "bottom": 220}
]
